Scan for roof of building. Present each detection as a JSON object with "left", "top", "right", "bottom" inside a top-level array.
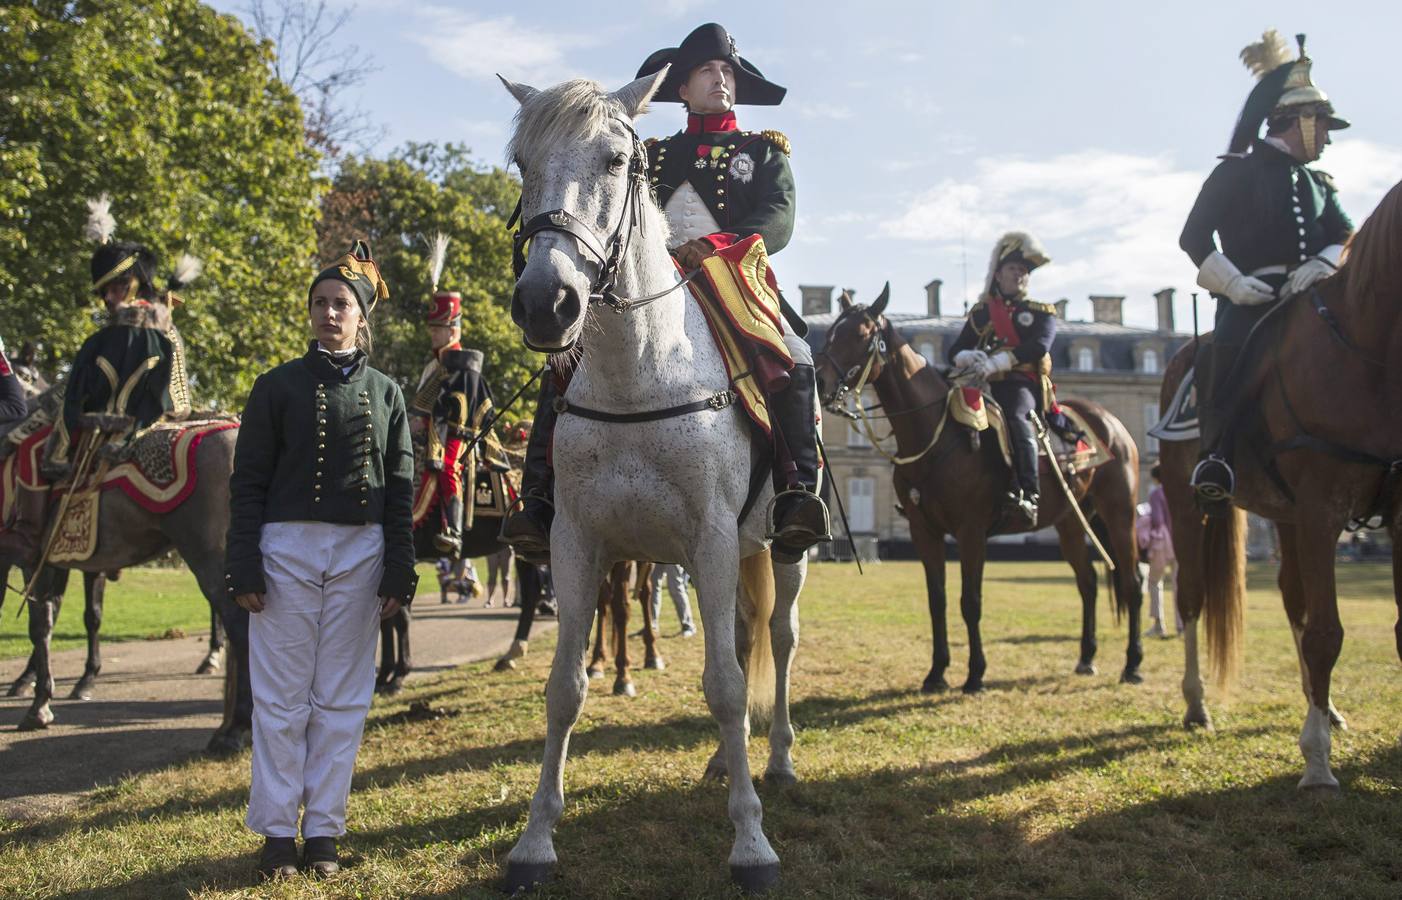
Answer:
[{"left": 802, "top": 310, "right": 1187, "bottom": 338}]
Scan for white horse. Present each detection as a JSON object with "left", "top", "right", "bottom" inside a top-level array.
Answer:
[{"left": 498, "top": 69, "right": 808, "bottom": 893}]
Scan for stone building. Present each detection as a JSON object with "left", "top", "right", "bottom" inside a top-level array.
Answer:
[{"left": 801, "top": 280, "right": 1192, "bottom": 555}]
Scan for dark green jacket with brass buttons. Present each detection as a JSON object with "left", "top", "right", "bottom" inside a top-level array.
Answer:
[{"left": 225, "top": 344, "right": 418, "bottom": 601}]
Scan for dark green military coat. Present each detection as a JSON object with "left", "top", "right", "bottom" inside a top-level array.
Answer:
[
  {"left": 647, "top": 125, "right": 795, "bottom": 253},
  {"left": 225, "top": 344, "right": 418, "bottom": 601},
  {"left": 1180, "top": 139, "right": 1353, "bottom": 274}
]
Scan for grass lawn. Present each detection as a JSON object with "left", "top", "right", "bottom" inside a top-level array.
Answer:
[
  {"left": 2, "top": 559, "right": 1399, "bottom": 898},
  {"left": 0, "top": 561, "right": 480, "bottom": 662}
]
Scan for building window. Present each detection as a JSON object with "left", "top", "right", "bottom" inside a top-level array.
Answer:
[
  {"left": 847, "top": 477, "right": 875, "bottom": 532},
  {"left": 1077, "top": 347, "right": 1095, "bottom": 371},
  {"left": 1144, "top": 402, "right": 1160, "bottom": 454},
  {"left": 919, "top": 342, "right": 937, "bottom": 365},
  {"left": 846, "top": 421, "right": 871, "bottom": 448},
  {"left": 1142, "top": 349, "right": 1159, "bottom": 375}
]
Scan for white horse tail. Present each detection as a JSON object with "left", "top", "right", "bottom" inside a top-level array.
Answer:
[{"left": 739, "top": 549, "right": 776, "bottom": 720}]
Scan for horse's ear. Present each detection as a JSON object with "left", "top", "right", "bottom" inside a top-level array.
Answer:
[
  {"left": 611, "top": 65, "right": 669, "bottom": 119},
  {"left": 838, "top": 290, "right": 853, "bottom": 311},
  {"left": 869, "top": 282, "right": 891, "bottom": 316},
  {"left": 498, "top": 75, "right": 539, "bottom": 106}
]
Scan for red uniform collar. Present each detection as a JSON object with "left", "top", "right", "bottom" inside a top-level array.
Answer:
[
  {"left": 436, "top": 340, "right": 461, "bottom": 359},
  {"left": 686, "top": 111, "right": 738, "bottom": 134}
]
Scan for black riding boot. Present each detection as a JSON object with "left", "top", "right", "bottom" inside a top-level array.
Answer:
[
  {"left": 433, "top": 494, "right": 464, "bottom": 555},
  {"left": 1191, "top": 340, "right": 1239, "bottom": 512},
  {"left": 1005, "top": 413, "right": 1040, "bottom": 529},
  {"left": 499, "top": 379, "right": 557, "bottom": 562},
  {"left": 767, "top": 364, "right": 832, "bottom": 563}
]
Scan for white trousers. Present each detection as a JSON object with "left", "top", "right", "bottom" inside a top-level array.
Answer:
[
  {"left": 649, "top": 564, "right": 694, "bottom": 629},
  {"left": 246, "top": 521, "right": 385, "bottom": 838},
  {"left": 1146, "top": 555, "right": 1181, "bottom": 631}
]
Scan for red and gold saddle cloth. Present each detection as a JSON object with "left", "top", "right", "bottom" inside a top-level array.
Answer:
[
  {"left": 1, "top": 419, "right": 237, "bottom": 562},
  {"left": 950, "top": 390, "right": 1111, "bottom": 477},
  {"left": 686, "top": 235, "right": 793, "bottom": 439}
]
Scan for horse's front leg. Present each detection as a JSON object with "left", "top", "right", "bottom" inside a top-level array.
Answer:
[
  {"left": 71, "top": 572, "right": 106, "bottom": 700},
  {"left": 692, "top": 542, "right": 780, "bottom": 892},
  {"left": 1279, "top": 526, "right": 1346, "bottom": 729},
  {"left": 502, "top": 527, "right": 606, "bottom": 892},
  {"left": 764, "top": 554, "right": 806, "bottom": 786},
  {"left": 610, "top": 562, "right": 635, "bottom": 697},
  {"left": 1055, "top": 518, "right": 1100, "bottom": 675},
  {"left": 1292, "top": 509, "right": 1347, "bottom": 792},
  {"left": 19, "top": 591, "right": 59, "bottom": 730},
  {"left": 197, "top": 582, "right": 225, "bottom": 674},
  {"left": 909, "top": 514, "right": 949, "bottom": 693},
  {"left": 956, "top": 530, "right": 988, "bottom": 693},
  {"left": 586, "top": 574, "right": 609, "bottom": 680},
  {"left": 638, "top": 562, "right": 664, "bottom": 670}
]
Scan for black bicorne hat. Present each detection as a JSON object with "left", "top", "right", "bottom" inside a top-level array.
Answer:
[
  {"left": 91, "top": 241, "right": 158, "bottom": 299},
  {"left": 636, "top": 23, "right": 786, "bottom": 106}
]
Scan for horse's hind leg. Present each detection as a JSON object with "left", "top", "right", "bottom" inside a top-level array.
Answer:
[
  {"left": 71, "top": 572, "right": 106, "bottom": 700},
  {"left": 1291, "top": 501, "right": 1347, "bottom": 792},
  {"left": 1056, "top": 518, "right": 1099, "bottom": 676},
  {"left": 196, "top": 590, "right": 225, "bottom": 674},
  {"left": 587, "top": 575, "right": 609, "bottom": 680},
  {"left": 19, "top": 589, "right": 60, "bottom": 730},
  {"left": 503, "top": 533, "right": 606, "bottom": 891},
  {"left": 1278, "top": 525, "right": 1345, "bottom": 729},
  {"left": 764, "top": 556, "right": 806, "bottom": 786},
  {"left": 637, "top": 562, "right": 664, "bottom": 670},
  {"left": 911, "top": 519, "right": 950, "bottom": 693},
  {"left": 610, "top": 562, "right": 635, "bottom": 697},
  {"left": 956, "top": 531, "right": 988, "bottom": 693}
]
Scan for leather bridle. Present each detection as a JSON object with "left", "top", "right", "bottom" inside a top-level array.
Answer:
[{"left": 508, "top": 116, "right": 697, "bottom": 315}]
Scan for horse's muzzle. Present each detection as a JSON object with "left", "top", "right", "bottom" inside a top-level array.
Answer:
[{"left": 511, "top": 279, "right": 583, "bottom": 352}]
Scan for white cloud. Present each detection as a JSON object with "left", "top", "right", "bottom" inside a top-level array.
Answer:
[
  {"left": 793, "top": 102, "right": 854, "bottom": 121},
  {"left": 1321, "top": 139, "right": 1402, "bottom": 218},
  {"left": 405, "top": 9, "right": 599, "bottom": 83}
]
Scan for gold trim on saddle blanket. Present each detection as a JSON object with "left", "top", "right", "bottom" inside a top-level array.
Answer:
[
  {"left": 47, "top": 488, "right": 100, "bottom": 564},
  {"left": 689, "top": 237, "right": 792, "bottom": 437},
  {"left": 960, "top": 392, "right": 1112, "bottom": 475}
]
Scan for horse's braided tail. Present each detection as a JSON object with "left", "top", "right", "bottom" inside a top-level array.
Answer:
[
  {"left": 739, "top": 548, "right": 776, "bottom": 721},
  {"left": 1201, "top": 507, "right": 1247, "bottom": 688}
]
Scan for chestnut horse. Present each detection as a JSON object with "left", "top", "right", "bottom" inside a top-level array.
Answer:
[
  {"left": 816, "top": 286, "right": 1145, "bottom": 692},
  {"left": 586, "top": 560, "right": 664, "bottom": 696},
  {"left": 1158, "top": 179, "right": 1402, "bottom": 792}
]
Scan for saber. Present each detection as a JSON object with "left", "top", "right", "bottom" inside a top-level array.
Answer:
[{"left": 1033, "top": 414, "right": 1114, "bottom": 571}]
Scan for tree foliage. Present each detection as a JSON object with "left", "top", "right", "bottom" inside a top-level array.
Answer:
[
  {"left": 317, "top": 143, "right": 537, "bottom": 401},
  {"left": 0, "top": 0, "right": 321, "bottom": 406}
]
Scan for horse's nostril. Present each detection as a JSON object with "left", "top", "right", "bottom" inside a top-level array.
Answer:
[{"left": 554, "top": 283, "right": 581, "bottom": 323}]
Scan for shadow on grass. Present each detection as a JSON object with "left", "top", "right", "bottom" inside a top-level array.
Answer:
[{"left": 51, "top": 727, "right": 1402, "bottom": 899}]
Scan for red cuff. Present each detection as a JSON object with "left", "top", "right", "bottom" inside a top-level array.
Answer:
[{"left": 700, "top": 233, "right": 738, "bottom": 250}]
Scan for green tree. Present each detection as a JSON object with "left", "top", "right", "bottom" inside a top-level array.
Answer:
[
  {"left": 317, "top": 143, "right": 537, "bottom": 401},
  {"left": 0, "top": 0, "right": 321, "bottom": 405}
]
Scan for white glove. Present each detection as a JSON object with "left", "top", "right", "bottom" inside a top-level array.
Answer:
[
  {"left": 1283, "top": 245, "right": 1342, "bottom": 299},
  {"left": 1196, "top": 250, "right": 1274, "bottom": 306},
  {"left": 953, "top": 350, "right": 985, "bottom": 369},
  {"left": 988, "top": 350, "right": 1015, "bottom": 374}
]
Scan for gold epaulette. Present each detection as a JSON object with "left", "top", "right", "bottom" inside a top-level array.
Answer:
[
  {"left": 643, "top": 137, "right": 658, "bottom": 149},
  {"left": 759, "top": 129, "right": 791, "bottom": 156},
  {"left": 1024, "top": 300, "right": 1057, "bottom": 316}
]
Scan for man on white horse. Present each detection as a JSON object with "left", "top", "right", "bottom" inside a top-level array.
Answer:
[{"left": 500, "top": 22, "right": 830, "bottom": 565}]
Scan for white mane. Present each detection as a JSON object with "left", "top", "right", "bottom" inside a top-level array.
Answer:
[{"left": 506, "top": 79, "right": 626, "bottom": 166}]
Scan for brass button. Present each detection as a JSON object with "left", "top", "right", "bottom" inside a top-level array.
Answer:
[
  {"left": 716, "top": 189, "right": 724, "bottom": 195},
  {"left": 314, "top": 497, "right": 321, "bottom": 503},
  {"left": 315, "top": 471, "right": 322, "bottom": 477},
  {"left": 718, "top": 203, "right": 726, "bottom": 210},
  {"left": 318, "top": 443, "right": 325, "bottom": 449},
  {"left": 317, "top": 457, "right": 324, "bottom": 463},
  {"left": 360, "top": 500, "right": 368, "bottom": 507},
  {"left": 716, "top": 174, "right": 724, "bottom": 181}
]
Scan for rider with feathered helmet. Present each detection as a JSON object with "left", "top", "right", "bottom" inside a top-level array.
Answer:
[
  {"left": 0, "top": 197, "right": 200, "bottom": 567},
  {"left": 499, "top": 22, "right": 830, "bottom": 564},
  {"left": 1180, "top": 31, "right": 1353, "bottom": 510},
  {"left": 950, "top": 232, "right": 1058, "bottom": 528}
]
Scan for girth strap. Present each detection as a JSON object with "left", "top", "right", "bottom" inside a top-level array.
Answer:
[{"left": 553, "top": 389, "right": 735, "bottom": 424}]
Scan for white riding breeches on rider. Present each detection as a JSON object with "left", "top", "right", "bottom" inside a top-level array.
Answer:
[{"left": 246, "top": 521, "right": 385, "bottom": 838}]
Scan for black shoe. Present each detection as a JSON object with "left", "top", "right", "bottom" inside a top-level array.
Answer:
[
  {"left": 256, "top": 836, "right": 300, "bottom": 880},
  {"left": 302, "top": 835, "right": 340, "bottom": 878},
  {"left": 499, "top": 505, "right": 551, "bottom": 562},
  {"left": 1001, "top": 490, "right": 1038, "bottom": 530},
  {"left": 767, "top": 489, "right": 832, "bottom": 563},
  {"left": 1191, "top": 455, "right": 1234, "bottom": 513}
]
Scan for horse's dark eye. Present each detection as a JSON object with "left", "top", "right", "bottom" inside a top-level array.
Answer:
[{"left": 609, "top": 152, "right": 628, "bottom": 172}]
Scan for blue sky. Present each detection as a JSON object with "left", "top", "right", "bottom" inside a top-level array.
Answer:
[{"left": 215, "top": 0, "right": 1402, "bottom": 330}]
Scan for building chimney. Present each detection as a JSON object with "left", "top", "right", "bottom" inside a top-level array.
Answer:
[
  {"left": 1089, "top": 295, "right": 1124, "bottom": 325},
  {"left": 925, "top": 279, "right": 943, "bottom": 318},
  {"left": 799, "top": 284, "right": 835, "bottom": 317},
  {"left": 1154, "top": 287, "right": 1175, "bottom": 334},
  {"left": 1054, "top": 298, "right": 1070, "bottom": 320}
]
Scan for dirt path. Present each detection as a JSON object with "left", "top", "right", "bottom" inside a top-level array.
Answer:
[{"left": 0, "top": 594, "right": 554, "bottom": 822}]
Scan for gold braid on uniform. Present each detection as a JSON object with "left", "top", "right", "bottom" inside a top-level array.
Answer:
[
  {"left": 759, "top": 129, "right": 791, "bottom": 156},
  {"left": 1024, "top": 300, "right": 1057, "bottom": 316},
  {"left": 410, "top": 364, "right": 448, "bottom": 417}
]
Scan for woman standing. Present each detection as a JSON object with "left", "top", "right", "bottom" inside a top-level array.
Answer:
[{"left": 225, "top": 241, "right": 418, "bottom": 879}]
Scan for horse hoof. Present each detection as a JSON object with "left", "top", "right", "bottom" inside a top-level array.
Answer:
[
  {"left": 383, "top": 678, "right": 405, "bottom": 697},
  {"left": 1298, "top": 777, "right": 1341, "bottom": 795},
  {"left": 1328, "top": 710, "right": 1349, "bottom": 731},
  {"left": 921, "top": 676, "right": 949, "bottom": 694},
  {"left": 1119, "top": 669, "right": 1144, "bottom": 685},
  {"left": 764, "top": 770, "right": 797, "bottom": 787},
  {"left": 730, "top": 862, "right": 781, "bottom": 894},
  {"left": 501, "top": 860, "right": 554, "bottom": 893},
  {"left": 703, "top": 760, "right": 728, "bottom": 782},
  {"left": 613, "top": 680, "right": 636, "bottom": 698},
  {"left": 6, "top": 679, "right": 35, "bottom": 699},
  {"left": 17, "top": 710, "right": 53, "bottom": 731},
  {"left": 645, "top": 657, "right": 665, "bottom": 671},
  {"left": 960, "top": 681, "right": 985, "bottom": 695},
  {"left": 68, "top": 683, "right": 95, "bottom": 701},
  {"left": 195, "top": 659, "right": 221, "bottom": 675},
  {"left": 1182, "top": 709, "right": 1214, "bottom": 731},
  {"left": 205, "top": 727, "right": 249, "bottom": 757},
  {"left": 1074, "top": 662, "right": 1098, "bottom": 676},
  {"left": 586, "top": 667, "right": 604, "bottom": 680},
  {"left": 494, "top": 657, "right": 517, "bottom": 672}
]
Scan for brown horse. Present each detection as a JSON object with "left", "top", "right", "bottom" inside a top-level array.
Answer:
[
  {"left": 587, "top": 560, "right": 664, "bottom": 696},
  {"left": 1158, "top": 180, "right": 1402, "bottom": 792},
  {"left": 2, "top": 423, "right": 250, "bottom": 752},
  {"left": 815, "top": 286, "right": 1145, "bottom": 692}
]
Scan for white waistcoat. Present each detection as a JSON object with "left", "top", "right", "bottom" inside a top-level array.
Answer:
[{"left": 662, "top": 181, "right": 722, "bottom": 246}]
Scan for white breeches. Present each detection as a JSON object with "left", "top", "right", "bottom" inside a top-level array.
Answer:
[
  {"left": 649, "top": 563, "right": 694, "bottom": 628},
  {"left": 783, "top": 331, "right": 813, "bottom": 366},
  {"left": 246, "top": 521, "right": 385, "bottom": 838},
  {"left": 1146, "top": 553, "right": 1180, "bottom": 630}
]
